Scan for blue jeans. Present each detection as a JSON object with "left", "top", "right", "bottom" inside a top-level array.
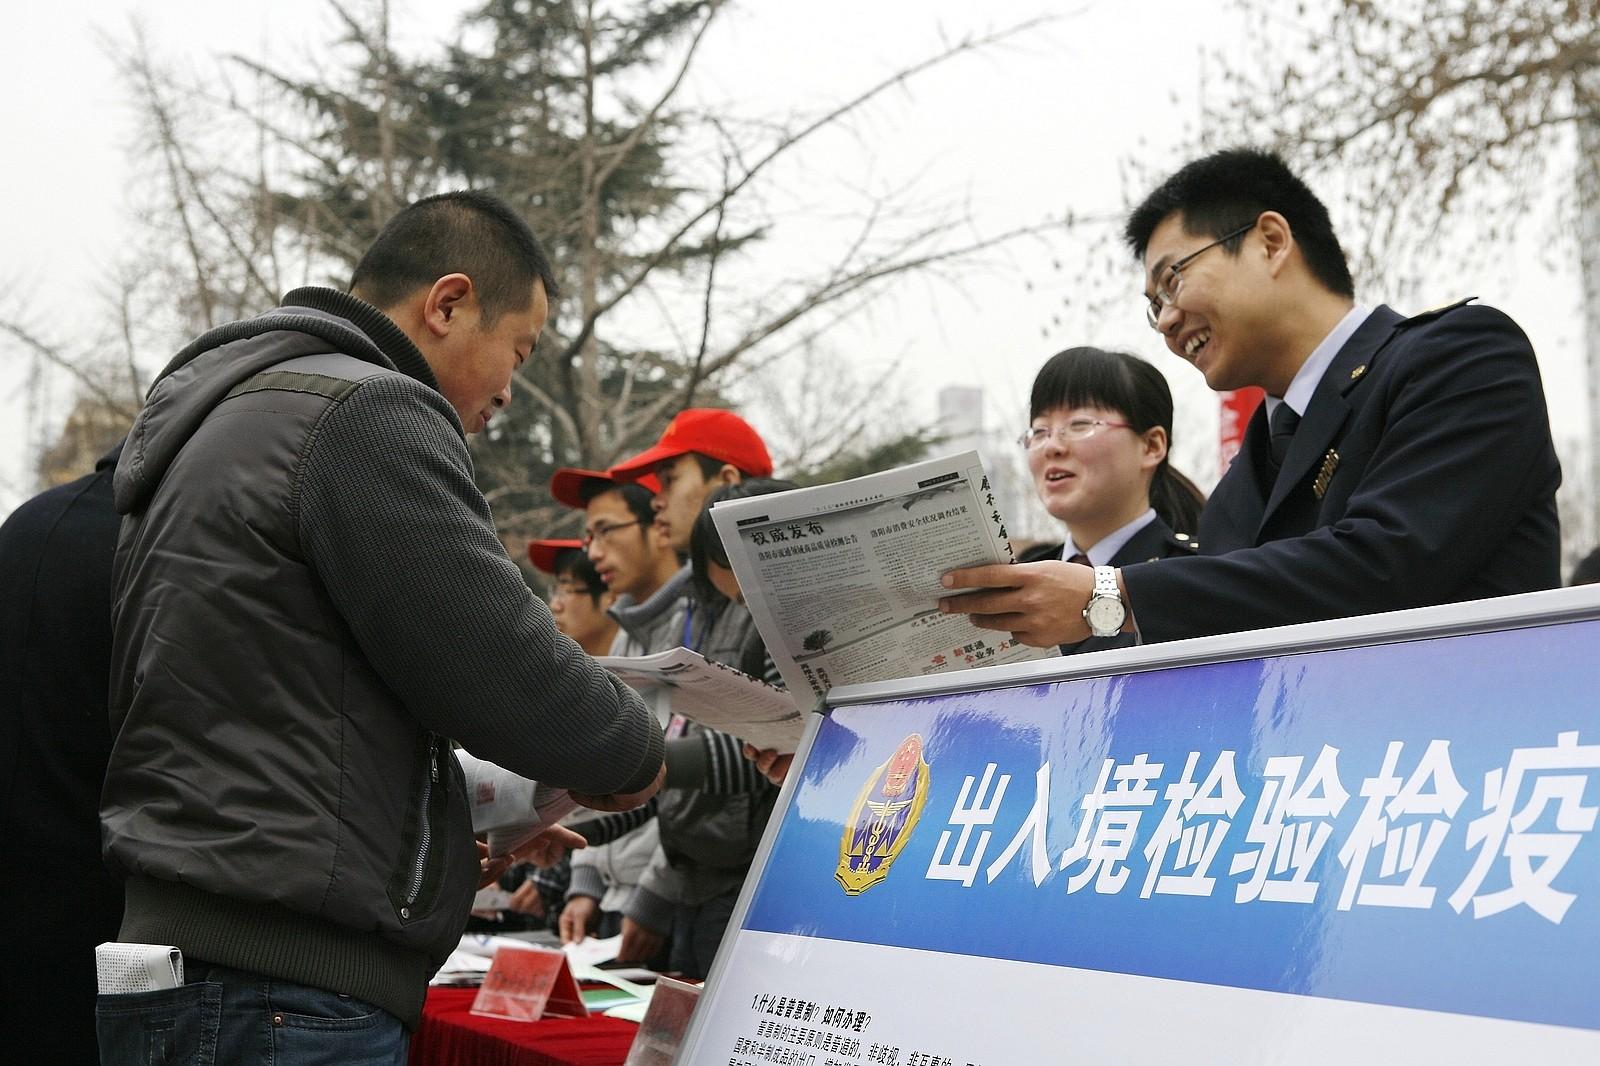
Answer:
[
  {"left": 95, "top": 961, "right": 408, "bottom": 1066},
  {"left": 668, "top": 888, "right": 741, "bottom": 980}
]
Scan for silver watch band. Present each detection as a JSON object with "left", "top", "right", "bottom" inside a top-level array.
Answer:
[
  {"left": 1084, "top": 565, "right": 1125, "bottom": 638},
  {"left": 1093, "top": 565, "right": 1119, "bottom": 600}
]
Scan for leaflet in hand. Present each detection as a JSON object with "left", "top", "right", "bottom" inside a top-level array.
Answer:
[
  {"left": 594, "top": 646, "right": 804, "bottom": 754},
  {"left": 710, "top": 450, "right": 1054, "bottom": 701},
  {"left": 455, "top": 751, "right": 580, "bottom": 858}
]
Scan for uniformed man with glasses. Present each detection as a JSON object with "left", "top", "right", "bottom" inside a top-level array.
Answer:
[{"left": 942, "top": 148, "right": 1560, "bottom": 646}]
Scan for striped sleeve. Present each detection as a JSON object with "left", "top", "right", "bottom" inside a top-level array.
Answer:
[
  {"left": 565, "top": 799, "right": 657, "bottom": 846},
  {"left": 700, "top": 727, "right": 770, "bottom": 794}
]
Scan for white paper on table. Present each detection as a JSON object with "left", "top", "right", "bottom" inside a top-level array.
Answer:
[
  {"left": 430, "top": 948, "right": 495, "bottom": 985},
  {"left": 430, "top": 935, "right": 519, "bottom": 986},
  {"left": 593, "top": 647, "right": 805, "bottom": 753},
  {"left": 711, "top": 450, "right": 1054, "bottom": 702},
  {"left": 562, "top": 934, "right": 622, "bottom": 969},
  {"left": 455, "top": 932, "right": 547, "bottom": 957},
  {"left": 569, "top": 959, "right": 656, "bottom": 1018},
  {"left": 605, "top": 998, "right": 653, "bottom": 1023}
]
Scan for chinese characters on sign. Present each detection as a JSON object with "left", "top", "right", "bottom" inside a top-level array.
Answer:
[
  {"left": 728, "top": 993, "right": 981, "bottom": 1066},
  {"left": 924, "top": 734, "right": 1600, "bottom": 923}
]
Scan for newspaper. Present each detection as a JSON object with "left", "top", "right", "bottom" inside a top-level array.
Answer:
[
  {"left": 710, "top": 450, "right": 1052, "bottom": 703},
  {"left": 594, "top": 646, "right": 805, "bottom": 753},
  {"left": 455, "top": 751, "right": 581, "bottom": 858}
]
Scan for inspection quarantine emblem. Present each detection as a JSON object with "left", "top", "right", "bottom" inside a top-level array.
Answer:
[{"left": 836, "top": 733, "right": 930, "bottom": 895}]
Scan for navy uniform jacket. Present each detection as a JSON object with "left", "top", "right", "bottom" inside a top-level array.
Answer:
[
  {"left": 1121, "top": 301, "right": 1561, "bottom": 644},
  {"left": 1027, "top": 517, "right": 1198, "bottom": 654}
]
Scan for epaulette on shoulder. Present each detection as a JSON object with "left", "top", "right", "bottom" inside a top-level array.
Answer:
[
  {"left": 1172, "top": 531, "right": 1199, "bottom": 553},
  {"left": 1399, "top": 296, "right": 1477, "bottom": 328}
]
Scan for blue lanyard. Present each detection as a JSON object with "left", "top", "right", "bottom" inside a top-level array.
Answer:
[{"left": 682, "top": 602, "right": 697, "bottom": 651}]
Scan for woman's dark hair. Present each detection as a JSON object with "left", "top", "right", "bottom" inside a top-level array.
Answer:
[
  {"left": 552, "top": 547, "right": 607, "bottom": 605},
  {"left": 689, "top": 478, "right": 799, "bottom": 606},
  {"left": 1029, "top": 346, "right": 1205, "bottom": 537}
]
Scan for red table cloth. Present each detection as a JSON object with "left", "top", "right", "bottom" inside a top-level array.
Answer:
[{"left": 410, "top": 987, "right": 639, "bottom": 1066}]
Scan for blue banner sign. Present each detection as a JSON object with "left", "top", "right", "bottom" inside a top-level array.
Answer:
[{"left": 686, "top": 614, "right": 1600, "bottom": 1065}]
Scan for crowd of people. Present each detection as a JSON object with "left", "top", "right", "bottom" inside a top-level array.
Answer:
[{"left": 0, "top": 146, "right": 1587, "bottom": 1064}]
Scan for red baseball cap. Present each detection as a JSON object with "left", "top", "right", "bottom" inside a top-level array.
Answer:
[
  {"left": 527, "top": 538, "right": 583, "bottom": 574},
  {"left": 549, "top": 467, "right": 661, "bottom": 509},
  {"left": 609, "top": 408, "right": 773, "bottom": 483}
]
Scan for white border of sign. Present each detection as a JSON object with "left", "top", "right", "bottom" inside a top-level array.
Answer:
[{"left": 677, "top": 585, "right": 1600, "bottom": 1062}]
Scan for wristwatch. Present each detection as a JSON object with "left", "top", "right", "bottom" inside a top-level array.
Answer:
[{"left": 1082, "top": 565, "right": 1127, "bottom": 638}]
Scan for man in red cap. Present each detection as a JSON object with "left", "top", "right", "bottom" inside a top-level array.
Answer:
[
  {"left": 527, "top": 539, "right": 619, "bottom": 657},
  {"left": 594, "top": 409, "right": 779, "bottom": 979},
  {"left": 550, "top": 469, "right": 679, "bottom": 611},
  {"left": 608, "top": 408, "right": 774, "bottom": 555}
]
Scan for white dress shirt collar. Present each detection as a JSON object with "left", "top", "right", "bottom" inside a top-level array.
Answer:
[
  {"left": 1062, "top": 509, "right": 1157, "bottom": 567},
  {"left": 1265, "top": 305, "right": 1372, "bottom": 420}
]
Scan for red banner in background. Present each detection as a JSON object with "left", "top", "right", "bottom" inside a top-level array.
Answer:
[{"left": 1219, "top": 387, "right": 1265, "bottom": 473}]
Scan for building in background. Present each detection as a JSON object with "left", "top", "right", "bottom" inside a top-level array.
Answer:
[{"left": 934, "top": 384, "right": 1053, "bottom": 547}]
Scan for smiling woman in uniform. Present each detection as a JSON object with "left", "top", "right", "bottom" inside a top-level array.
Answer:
[{"left": 1019, "top": 346, "right": 1205, "bottom": 653}]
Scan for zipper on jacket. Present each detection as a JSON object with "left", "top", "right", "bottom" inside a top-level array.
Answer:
[{"left": 400, "top": 740, "right": 439, "bottom": 919}]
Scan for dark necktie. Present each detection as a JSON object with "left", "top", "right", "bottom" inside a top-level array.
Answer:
[
  {"left": 1068, "top": 552, "right": 1091, "bottom": 567},
  {"left": 1269, "top": 403, "right": 1301, "bottom": 468}
]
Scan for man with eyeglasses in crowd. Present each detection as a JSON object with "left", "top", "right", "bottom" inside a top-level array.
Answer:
[
  {"left": 542, "top": 469, "right": 680, "bottom": 964},
  {"left": 529, "top": 538, "right": 622, "bottom": 658},
  {"left": 944, "top": 148, "right": 1560, "bottom": 645}
]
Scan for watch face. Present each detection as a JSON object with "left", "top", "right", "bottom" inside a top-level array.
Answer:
[{"left": 1086, "top": 596, "right": 1125, "bottom": 633}]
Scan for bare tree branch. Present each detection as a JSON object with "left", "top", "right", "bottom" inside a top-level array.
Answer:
[
  {"left": 124, "top": 24, "right": 217, "bottom": 329},
  {"left": 702, "top": 215, "right": 1063, "bottom": 382},
  {"left": 556, "top": 15, "right": 1058, "bottom": 365},
  {"left": 0, "top": 321, "right": 140, "bottom": 420},
  {"left": 591, "top": 0, "right": 724, "bottom": 193},
  {"left": 115, "top": 275, "right": 146, "bottom": 400},
  {"left": 682, "top": 153, "right": 730, "bottom": 409}
]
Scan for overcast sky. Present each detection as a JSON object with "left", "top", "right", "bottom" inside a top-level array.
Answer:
[{"left": 1, "top": 0, "right": 1587, "bottom": 533}]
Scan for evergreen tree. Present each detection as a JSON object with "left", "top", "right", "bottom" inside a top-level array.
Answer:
[{"left": 16, "top": 4, "right": 1056, "bottom": 532}]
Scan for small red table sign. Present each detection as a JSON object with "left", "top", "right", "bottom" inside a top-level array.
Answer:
[{"left": 469, "top": 944, "right": 589, "bottom": 1022}]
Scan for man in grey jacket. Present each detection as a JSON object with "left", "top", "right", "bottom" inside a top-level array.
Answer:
[
  {"left": 609, "top": 408, "right": 779, "bottom": 980},
  {"left": 98, "top": 191, "right": 663, "bottom": 1065}
]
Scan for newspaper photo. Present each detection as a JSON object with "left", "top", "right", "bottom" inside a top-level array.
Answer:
[
  {"left": 454, "top": 751, "right": 581, "bottom": 857},
  {"left": 593, "top": 646, "right": 805, "bottom": 753},
  {"left": 710, "top": 450, "right": 1053, "bottom": 702}
]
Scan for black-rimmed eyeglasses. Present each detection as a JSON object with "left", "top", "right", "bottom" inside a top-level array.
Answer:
[
  {"left": 1144, "top": 219, "right": 1256, "bottom": 329},
  {"left": 582, "top": 520, "right": 641, "bottom": 548}
]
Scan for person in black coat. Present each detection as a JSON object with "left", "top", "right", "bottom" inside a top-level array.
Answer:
[
  {"left": 0, "top": 442, "right": 125, "bottom": 1064},
  {"left": 1015, "top": 347, "right": 1202, "bottom": 654},
  {"left": 943, "top": 149, "right": 1559, "bottom": 646}
]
